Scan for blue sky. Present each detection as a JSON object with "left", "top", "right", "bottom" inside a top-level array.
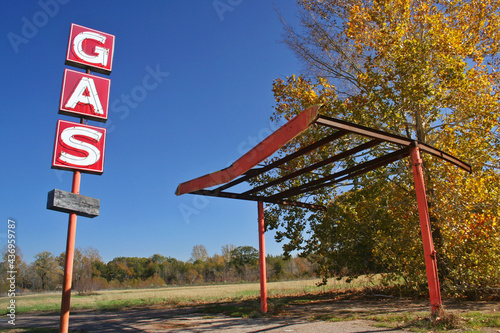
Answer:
[{"left": 1, "top": 1, "right": 304, "bottom": 263}]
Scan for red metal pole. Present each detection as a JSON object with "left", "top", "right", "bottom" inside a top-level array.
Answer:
[
  {"left": 409, "top": 143, "right": 443, "bottom": 317},
  {"left": 60, "top": 117, "right": 85, "bottom": 333},
  {"left": 258, "top": 201, "right": 268, "bottom": 313},
  {"left": 59, "top": 170, "right": 80, "bottom": 333}
]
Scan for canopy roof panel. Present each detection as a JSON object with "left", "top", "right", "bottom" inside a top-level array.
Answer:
[{"left": 176, "top": 105, "right": 471, "bottom": 211}]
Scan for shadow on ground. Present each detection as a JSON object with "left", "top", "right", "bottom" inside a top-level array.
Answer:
[{"left": 5, "top": 290, "right": 498, "bottom": 332}]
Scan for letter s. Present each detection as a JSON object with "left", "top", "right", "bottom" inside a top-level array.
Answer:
[{"left": 59, "top": 126, "right": 103, "bottom": 166}]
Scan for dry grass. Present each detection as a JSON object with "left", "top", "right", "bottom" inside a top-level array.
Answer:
[{"left": 0, "top": 276, "right": 379, "bottom": 314}]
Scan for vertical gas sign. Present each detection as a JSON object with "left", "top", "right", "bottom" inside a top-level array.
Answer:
[{"left": 47, "top": 23, "right": 115, "bottom": 333}]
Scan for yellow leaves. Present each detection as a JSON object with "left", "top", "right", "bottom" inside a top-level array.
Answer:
[
  {"left": 455, "top": 213, "right": 497, "bottom": 242},
  {"left": 272, "top": 74, "right": 340, "bottom": 124},
  {"left": 273, "top": 0, "right": 500, "bottom": 291},
  {"left": 431, "top": 160, "right": 500, "bottom": 287},
  {"left": 308, "top": 89, "right": 318, "bottom": 99}
]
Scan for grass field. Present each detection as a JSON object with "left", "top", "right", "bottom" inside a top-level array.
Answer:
[
  {"left": 1, "top": 276, "right": 499, "bottom": 332},
  {"left": 0, "top": 276, "right": 378, "bottom": 314}
]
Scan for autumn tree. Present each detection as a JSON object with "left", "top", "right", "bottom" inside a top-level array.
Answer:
[
  {"left": 190, "top": 244, "right": 209, "bottom": 263},
  {"left": 221, "top": 244, "right": 236, "bottom": 281},
  {"left": 264, "top": 0, "right": 499, "bottom": 294},
  {"left": 58, "top": 247, "right": 103, "bottom": 293},
  {"left": 221, "top": 244, "right": 236, "bottom": 263},
  {"left": 0, "top": 247, "right": 27, "bottom": 293}
]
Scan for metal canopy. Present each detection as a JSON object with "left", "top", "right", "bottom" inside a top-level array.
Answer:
[{"left": 175, "top": 105, "right": 471, "bottom": 211}]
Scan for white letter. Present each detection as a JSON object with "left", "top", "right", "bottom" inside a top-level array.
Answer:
[
  {"left": 65, "top": 77, "right": 104, "bottom": 115},
  {"left": 73, "top": 31, "right": 109, "bottom": 66},
  {"left": 179, "top": 203, "right": 199, "bottom": 224},
  {"left": 213, "top": 0, "right": 234, "bottom": 21},
  {"left": 7, "top": 32, "right": 29, "bottom": 53},
  {"left": 59, "top": 126, "right": 102, "bottom": 166}
]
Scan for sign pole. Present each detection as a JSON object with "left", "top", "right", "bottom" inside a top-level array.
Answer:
[
  {"left": 409, "top": 142, "right": 444, "bottom": 317},
  {"left": 59, "top": 174, "right": 80, "bottom": 333},
  {"left": 59, "top": 118, "right": 85, "bottom": 333},
  {"left": 258, "top": 201, "right": 268, "bottom": 313}
]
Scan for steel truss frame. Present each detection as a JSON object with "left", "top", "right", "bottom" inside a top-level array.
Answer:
[{"left": 176, "top": 104, "right": 471, "bottom": 315}]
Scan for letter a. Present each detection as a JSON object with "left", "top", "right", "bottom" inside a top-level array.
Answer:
[{"left": 65, "top": 77, "right": 104, "bottom": 115}]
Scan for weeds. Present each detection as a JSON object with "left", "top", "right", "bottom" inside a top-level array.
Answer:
[
  {"left": 406, "top": 313, "right": 463, "bottom": 331},
  {"left": 366, "top": 311, "right": 500, "bottom": 332}
]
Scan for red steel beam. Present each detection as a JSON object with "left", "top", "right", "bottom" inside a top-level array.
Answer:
[
  {"left": 299, "top": 147, "right": 411, "bottom": 195},
  {"left": 316, "top": 115, "right": 413, "bottom": 146},
  {"left": 191, "top": 190, "right": 326, "bottom": 211},
  {"left": 211, "top": 130, "right": 348, "bottom": 193},
  {"left": 175, "top": 105, "right": 322, "bottom": 196},
  {"left": 417, "top": 142, "right": 471, "bottom": 173},
  {"left": 410, "top": 143, "right": 444, "bottom": 316},
  {"left": 316, "top": 115, "right": 471, "bottom": 173},
  {"left": 243, "top": 139, "right": 382, "bottom": 196},
  {"left": 268, "top": 147, "right": 410, "bottom": 201}
]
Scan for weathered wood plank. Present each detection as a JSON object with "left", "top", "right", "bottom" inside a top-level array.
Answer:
[{"left": 47, "top": 189, "right": 100, "bottom": 218}]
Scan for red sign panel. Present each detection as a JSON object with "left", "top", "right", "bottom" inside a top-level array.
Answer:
[
  {"left": 65, "top": 23, "right": 115, "bottom": 75},
  {"left": 52, "top": 120, "right": 107, "bottom": 175},
  {"left": 59, "top": 69, "right": 110, "bottom": 122}
]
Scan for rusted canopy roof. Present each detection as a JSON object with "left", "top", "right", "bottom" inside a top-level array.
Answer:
[{"left": 176, "top": 105, "right": 471, "bottom": 211}]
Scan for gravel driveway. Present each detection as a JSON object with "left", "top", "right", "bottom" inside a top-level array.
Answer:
[
  {"left": 9, "top": 307, "right": 408, "bottom": 332},
  {"left": 7, "top": 298, "right": 497, "bottom": 332}
]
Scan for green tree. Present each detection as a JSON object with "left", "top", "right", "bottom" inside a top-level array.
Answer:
[
  {"left": 230, "top": 246, "right": 259, "bottom": 267},
  {"left": 146, "top": 254, "right": 167, "bottom": 279},
  {"left": 264, "top": 0, "right": 500, "bottom": 294},
  {"left": 267, "top": 255, "right": 286, "bottom": 281},
  {"left": 33, "top": 251, "right": 59, "bottom": 290},
  {"left": 230, "top": 246, "right": 259, "bottom": 280}
]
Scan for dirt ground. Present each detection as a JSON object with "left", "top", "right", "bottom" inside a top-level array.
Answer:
[{"left": 6, "top": 298, "right": 499, "bottom": 332}]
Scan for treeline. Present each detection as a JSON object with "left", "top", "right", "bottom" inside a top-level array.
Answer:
[{"left": 0, "top": 244, "right": 317, "bottom": 294}]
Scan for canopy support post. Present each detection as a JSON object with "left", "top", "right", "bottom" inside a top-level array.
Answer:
[
  {"left": 410, "top": 143, "right": 444, "bottom": 316},
  {"left": 258, "top": 201, "right": 268, "bottom": 313}
]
